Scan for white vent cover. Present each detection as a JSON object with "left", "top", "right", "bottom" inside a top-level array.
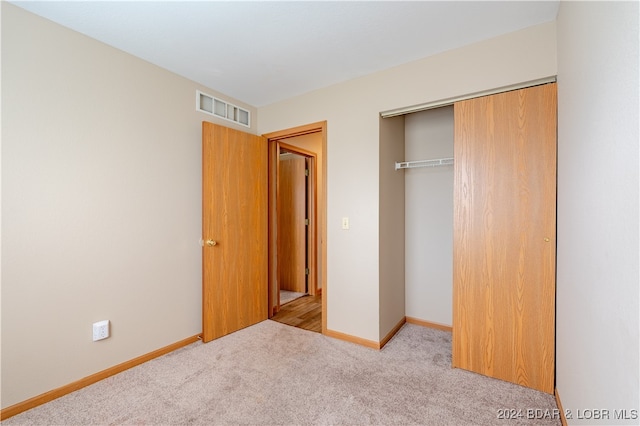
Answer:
[{"left": 197, "top": 90, "right": 250, "bottom": 127}]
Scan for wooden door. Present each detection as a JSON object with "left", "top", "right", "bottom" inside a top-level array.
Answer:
[
  {"left": 452, "top": 83, "right": 557, "bottom": 394},
  {"left": 277, "top": 152, "right": 307, "bottom": 293},
  {"left": 202, "top": 122, "right": 268, "bottom": 343}
]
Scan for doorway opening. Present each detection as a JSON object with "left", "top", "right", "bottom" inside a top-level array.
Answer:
[
  {"left": 277, "top": 149, "right": 311, "bottom": 299},
  {"left": 264, "top": 122, "right": 327, "bottom": 334}
]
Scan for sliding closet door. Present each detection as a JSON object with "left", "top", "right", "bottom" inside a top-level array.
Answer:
[{"left": 452, "top": 83, "right": 557, "bottom": 394}]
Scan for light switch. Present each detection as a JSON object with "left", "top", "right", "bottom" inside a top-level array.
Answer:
[{"left": 341, "top": 217, "right": 350, "bottom": 230}]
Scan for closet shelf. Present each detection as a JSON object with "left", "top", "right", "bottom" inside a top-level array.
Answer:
[{"left": 395, "top": 157, "right": 454, "bottom": 170}]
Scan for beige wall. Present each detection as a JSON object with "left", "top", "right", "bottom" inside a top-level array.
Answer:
[
  {"left": 258, "top": 21, "right": 557, "bottom": 341},
  {"left": 1, "top": 3, "right": 255, "bottom": 408},
  {"left": 378, "top": 115, "right": 405, "bottom": 340},
  {"left": 404, "top": 107, "right": 454, "bottom": 327},
  {"left": 556, "top": 2, "right": 639, "bottom": 423}
]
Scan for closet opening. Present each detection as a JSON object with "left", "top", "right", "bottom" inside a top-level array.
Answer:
[
  {"left": 379, "top": 106, "right": 455, "bottom": 336},
  {"left": 381, "top": 82, "right": 558, "bottom": 394},
  {"left": 403, "top": 106, "right": 455, "bottom": 329}
]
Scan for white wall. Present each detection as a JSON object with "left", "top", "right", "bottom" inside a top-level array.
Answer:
[
  {"left": 258, "top": 22, "right": 557, "bottom": 342},
  {"left": 404, "top": 107, "right": 454, "bottom": 327},
  {"left": 556, "top": 2, "right": 639, "bottom": 424},
  {"left": 1, "top": 3, "right": 256, "bottom": 408}
]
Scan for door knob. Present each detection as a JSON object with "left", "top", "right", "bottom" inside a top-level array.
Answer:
[{"left": 206, "top": 240, "right": 218, "bottom": 247}]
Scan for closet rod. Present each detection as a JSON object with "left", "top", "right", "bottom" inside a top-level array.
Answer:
[{"left": 395, "top": 157, "right": 454, "bottom": 170}]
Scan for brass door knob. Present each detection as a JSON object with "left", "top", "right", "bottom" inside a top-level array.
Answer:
[{"left": 206, "top": 240, "right": 218, "bottom": 247}]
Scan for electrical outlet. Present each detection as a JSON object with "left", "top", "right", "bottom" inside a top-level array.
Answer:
[{"left": 92, "top": 320, "right": 110, "bottom": 341}]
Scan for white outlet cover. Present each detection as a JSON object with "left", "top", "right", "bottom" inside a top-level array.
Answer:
[{"left": 92, "top": 320, "right": 110, "bottom": 341}]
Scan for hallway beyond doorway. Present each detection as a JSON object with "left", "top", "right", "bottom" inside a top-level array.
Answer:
[{"left": 271, "top": 294, "right": 321, "bottom": 333}]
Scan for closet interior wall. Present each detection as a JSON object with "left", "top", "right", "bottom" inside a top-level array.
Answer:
[
  {"left": 404, "top": 106, "right": 454, "bottom": 327},
  {"left": 379, "top": 115, "right": 406, "bottom": 339}
]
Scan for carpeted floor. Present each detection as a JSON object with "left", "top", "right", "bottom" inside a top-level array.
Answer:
[
  {"left": 280, "top": 289, "right": 306, "bottom": 305},
  {"left": 2, "top": 321, "right": 560, "bottom": 425}
]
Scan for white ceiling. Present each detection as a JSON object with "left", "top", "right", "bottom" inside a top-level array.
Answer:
[{"left": 12, "top": 1, "right": 559, "bottom": 107}]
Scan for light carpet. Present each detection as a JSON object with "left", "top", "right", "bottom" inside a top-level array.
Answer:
[
  {"left": 280, "top": 290, "right": 306, "bottom": 306},
  {"left": 2, "top": 321, "right": 560, "bottom": 425}
]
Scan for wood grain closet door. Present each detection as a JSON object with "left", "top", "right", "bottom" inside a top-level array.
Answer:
[
  {"left": 202, "top": 122, "right": 268, "bottom": 343},
  {"left": 452, "top": 83, "right": 557, "bottom": 394}
]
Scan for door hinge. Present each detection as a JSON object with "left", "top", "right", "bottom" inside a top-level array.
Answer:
[
  {"left": 305, "top": 169, "right": 309, "bottom": 176},
  {"left": 305, "top": 218, "right": 309, "bottom": 226},
  {"left": 305, "top": 268, "right": 309, "bottom": 275}
]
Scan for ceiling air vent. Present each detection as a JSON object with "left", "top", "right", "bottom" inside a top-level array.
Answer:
[{"left": 197, "top": 90, "right": 250, "bottom": 127}]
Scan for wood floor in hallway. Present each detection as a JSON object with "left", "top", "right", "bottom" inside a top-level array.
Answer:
[{"left": 271, "top": 294, "right": 321, "bottom": 333}]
